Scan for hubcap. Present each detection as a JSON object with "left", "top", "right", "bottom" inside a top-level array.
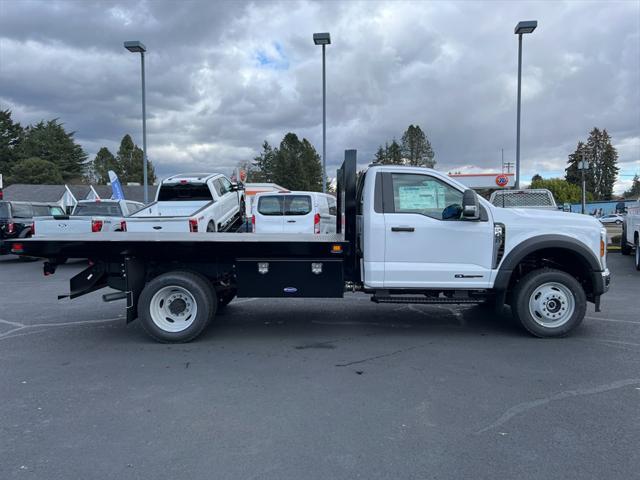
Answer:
[
  {"left": 149, "top": 286, "right": 198, "bottom": 333},
  {"left": 528, "top": 281, "right": 575, "bottom": 328}
]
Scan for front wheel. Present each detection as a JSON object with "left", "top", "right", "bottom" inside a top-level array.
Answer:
[
  {"left": 138, "top": 271, "right": 216, "bottom": 343},
  {"left": 511, "top": 269, "right": 586, "bottom": 338}
]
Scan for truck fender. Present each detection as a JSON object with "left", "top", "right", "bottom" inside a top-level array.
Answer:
[{"left": 493, "top": 234, "right": 601, "bottom": 291}]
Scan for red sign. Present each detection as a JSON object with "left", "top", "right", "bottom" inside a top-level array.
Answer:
[{"left": 495, "top": 174, "right": 510, "bottom": 187}]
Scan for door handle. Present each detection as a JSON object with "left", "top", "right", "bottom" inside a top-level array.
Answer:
[
  {"left": 287, "top": 220, "right": 296, "bottom": 223},
  {"left": 391, "top": 226, "right": 415, "bottom": 232}
]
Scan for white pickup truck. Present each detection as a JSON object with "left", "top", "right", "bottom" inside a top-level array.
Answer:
[
  {"left": 33, "top": 199, "right": 144, "bottom": 236},
  {"left": 621, "top": 199, "right": 640, "bottom": 270},
  {"left": 12, "top": 151, "right": 611, "bottom": 343},
  {"left": 124, "top": 173, "right": 245, "bottom": 233}
]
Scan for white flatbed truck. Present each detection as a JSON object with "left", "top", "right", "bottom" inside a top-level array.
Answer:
[{"left": 9, "top": 150, "right": 610, "bottom": 342}]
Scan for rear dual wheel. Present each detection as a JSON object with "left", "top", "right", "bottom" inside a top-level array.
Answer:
[{"left": 138, "top": 271, "right": 216, "bottom": 343}]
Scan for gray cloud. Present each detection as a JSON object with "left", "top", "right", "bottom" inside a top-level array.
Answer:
[{"left": 0, "top": 0, "right": 638, "bottom": 191}]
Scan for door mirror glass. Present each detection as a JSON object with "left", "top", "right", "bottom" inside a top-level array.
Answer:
[
  {"left": 462, "top": 189, "right": 480, "bottom": 220},
  {"left": 442, "top": 204, "right": 462, "bottom": 220}
]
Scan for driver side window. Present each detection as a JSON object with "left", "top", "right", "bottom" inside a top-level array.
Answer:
[{"left": 389, "top": 173, "right": 463, "bottom": 220}]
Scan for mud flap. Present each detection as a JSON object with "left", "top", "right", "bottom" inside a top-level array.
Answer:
[
  {"left": 58, "top": 262, "right": 107, "bottom": 300},
  {"left": 125, "top": 257, "right": 146, "bottom": 323}
]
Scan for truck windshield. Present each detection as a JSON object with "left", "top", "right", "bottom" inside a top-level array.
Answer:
[
  {"left": 0, "top": 202, "right": 9, "bottom": 219},
  {"left": 258, "top": 195, "right": 312, "bottom": 216},
  {"left": 74, "top": 203, "right": 122, "bottom": 216},
  {"left": 158, "top": 184, "right": 213, "bottom": 201}
]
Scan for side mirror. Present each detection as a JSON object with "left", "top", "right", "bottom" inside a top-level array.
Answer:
[
  {"left": 230, "top": 182, "right": 244, "bottom": 192},
  {"left": 462, "top": 189, "right": 480, "bottom": 220}
]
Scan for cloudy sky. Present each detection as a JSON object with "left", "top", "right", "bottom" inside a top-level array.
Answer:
[{"left": 1, "top": 0, "right": 639, "bottom": 192}]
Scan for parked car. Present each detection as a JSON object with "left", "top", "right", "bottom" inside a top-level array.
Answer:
[
  {"left": 33, "top": 199, "right": 145, "bottom": 236},
  {"left": 621, "top": 199, "right": 640, "bottom": 270},
  {"left": 252, "top": 191, "right": 337, "bottom": 234},
  {"left": 124, "top": 173, "right": 245, "bottom": 233},
  {"left": 0, "top": 201, "right": 65, "bottom": 255},
  {"left": 489, "top": 189, "right": 557, "bottom": 210},
  {"left": 599, "top": 213, "right": 624, "bottom": 225}
]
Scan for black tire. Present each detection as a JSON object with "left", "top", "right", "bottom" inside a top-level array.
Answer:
[
  {"left": 137, "top": 271, "right": 216, "bottom": 343},
  {"left": 217, "top": 289, "right": 237, "bottom": 310},
  {"left": 239, "top": 199, "right": 246, "bottom": 219},
  {"left": 621, "top": 226, "right": 632, "bottom": 255},
  {"left": 511, "top": 268, "right": 586, "bottom": 338},
  {"left": 206, "top": 221, "right": 216, "bottom": 232},
  {"left": 635, "top": 237, "right": 640, "bottom": 271}
]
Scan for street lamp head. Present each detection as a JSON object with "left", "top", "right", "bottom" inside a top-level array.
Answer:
[
  {"left": 124, "top": 41, "right": 146, "bottom": 53},
  {"left": 514, "top": 20, "right": 537, "bottom": 35},
  {"left": 313, "top": 32, "right": 331, "bottom": 45}
]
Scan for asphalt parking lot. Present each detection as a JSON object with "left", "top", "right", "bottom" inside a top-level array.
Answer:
[{"left": 1, "top": 253, "right": 639, "bottom": 480}]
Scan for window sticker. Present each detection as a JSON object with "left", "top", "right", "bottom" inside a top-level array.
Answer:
[{"left": 398, "top": 185, "right": 445, "bottom": 210}]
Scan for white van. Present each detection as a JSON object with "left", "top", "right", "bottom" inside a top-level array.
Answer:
[{"left": 252, "top": 191, "right": 337, "bottom": 234}]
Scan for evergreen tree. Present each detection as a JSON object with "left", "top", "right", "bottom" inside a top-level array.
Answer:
[
  {"left": 624, "top": 174, "right": 640, "bottom": 199},
  {"left": 251, "top": 141, "right": 276, "bottom": 182},
  {"left": 565, "top": 128, "right": 619, "bottom": 200},
  {"left": 401, "top": 124, "right": 435, "bottom": 167},
  {"left": 10, "top": 157, "right": 64, "bottom": 184},
  {"left": 92, "top": 147, "right": 120, "bottom": 184},
  {"left": 387, "top": 139, "right": 403, "bottom": 165},
  {"left": 252, "top": 134, "right": 323, "bottom": 191},
  {"left": 0, "top": 110, "right": 23, "bottom": 177},
  {"left": 115, "top": 134, "right": 157, "bottom": 185},
  {"left": 373, "top": 145, "right": 386, "bottom": 164},
  {"left": 530, "top": 173, "right": 543, "bottom": 184},
  {"left": 17, "top": 119, "right": 87, "bottom": 181}
]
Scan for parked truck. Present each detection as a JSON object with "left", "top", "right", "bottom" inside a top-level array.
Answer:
[
  {"left": 9, "top": 151, "right": 610, "bottom": 343},
  {"left": 620, "top": 199, "right": 640, "bottom": 270},
  {"left": 33, "top": 199, "right": 144, "bottom": 236},
  {"left": 124, "top": 173, "right": 245, "bottom": 233}
]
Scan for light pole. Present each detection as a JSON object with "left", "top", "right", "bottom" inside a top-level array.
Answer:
[
  {"left": 124, "top": 40, "right": 149, "bottom": 204},
  {"left": 578, "top": 155, "right": 589, "bottom": 214},
  {"left": 313, "top": 32, "right": 330, "bottom": 193},
  {"left": 514, "top": 20, "right": 537, "bottom": 190}
]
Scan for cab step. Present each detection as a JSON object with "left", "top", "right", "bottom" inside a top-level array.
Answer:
[{"left": 371, "top": 296, "right": 484, "bottom": 305}]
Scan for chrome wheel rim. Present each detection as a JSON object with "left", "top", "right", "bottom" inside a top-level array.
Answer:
[
  {"left": 528, "top": 282, "right": 575, "bottom": 328},
  {"left": 149, "top": 286, "right": 198, "bottom": 333}
]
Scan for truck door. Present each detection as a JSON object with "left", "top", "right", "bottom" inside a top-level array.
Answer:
[
  {"left": 210, "top": 179, "right": 228, "bottom": 228},
  {"left": 382, "top": 172, "right": 494, "bottom": 289}
]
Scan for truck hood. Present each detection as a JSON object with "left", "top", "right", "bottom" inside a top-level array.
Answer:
[
  {"left": 491, "top": 207, "right": 602, "bottom": 229},
  {"left": 489, "top": 206, "right": 604, "bottom": 270}
]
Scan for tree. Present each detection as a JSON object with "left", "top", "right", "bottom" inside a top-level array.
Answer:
[
  {"left": 624, "top": 174, "right": 640, "bottom": 199},
  {"left": 373, "top": 145, "right": 386, "bottom": 164},
  {"left": 401, "top": 124, "right": 435, "bottom": 167},
  {"left": 530, "top": 176, "right": 584, "bottom": 204},
  {"left": 387, "top": 139, "right": 403, "bottom": 165},
  {"left": 115, "top": 134, "right": 157, "bottom": 185},
  {"left": 10, "top": 157, "right": 64, "bottom": 184},
  {"left": 251, "top": 134, "right": 323, "bottom": 191},
  {"left": 565, "top": 128, "right": 619, "bottom": 200},
  {"left": 0, "top": 109, "right": 24, "bottom": 177},
  {"left": 17, "top": 119, "right": 87, "bottom": 181},
  {"left": 91, "top": 147, "right": 119, "bottom": 184},
  {"left": 251, "top": 141, "right": 276, "bottom": 182}
]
